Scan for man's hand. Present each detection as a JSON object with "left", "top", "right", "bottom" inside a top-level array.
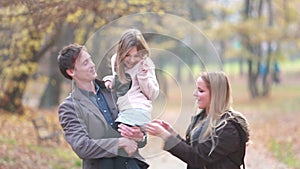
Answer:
[
  {"left": 118, "top": 137, "right": 137, "bottom": 157},
  {"left": 118, "top": 124, "right": 144, "bottom": 142}
]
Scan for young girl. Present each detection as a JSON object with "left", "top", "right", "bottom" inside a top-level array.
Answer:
[{"left": 104, "top": 29, "right": 159, "bottom": 128}]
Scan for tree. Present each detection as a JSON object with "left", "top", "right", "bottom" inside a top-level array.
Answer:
[
  {"left": 195, "top": 0, "right": 300, "bottom": 98},
  {"left": 240, "top": 0, "right": 296, "bottom": 98},
  {"left": 0, "top": 1, "right": 59, "bottom": 113},
  {"left": 0, "top": 0, "right": 181, "bottom": 114}
]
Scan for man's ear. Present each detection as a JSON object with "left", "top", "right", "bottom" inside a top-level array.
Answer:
[{"left": 66, "top": 69, "right": 74, "bottom": 77}]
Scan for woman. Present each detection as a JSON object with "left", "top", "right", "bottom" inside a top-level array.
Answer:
[{"left": 146, "top": 71, "right": 250, "bottom": 169}]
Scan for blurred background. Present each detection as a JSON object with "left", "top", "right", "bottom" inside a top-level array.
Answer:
[{"left": 0, "top": 0, "right": 299, "bottom": 169}]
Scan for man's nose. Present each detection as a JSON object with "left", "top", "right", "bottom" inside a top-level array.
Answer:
[{"left": 90, "top": 60, "right": 95, "bottom": 66}]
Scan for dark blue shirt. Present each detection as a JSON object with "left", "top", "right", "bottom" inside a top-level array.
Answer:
[{"left": 79, "top": 81, "right": 115, "bottom": 126}]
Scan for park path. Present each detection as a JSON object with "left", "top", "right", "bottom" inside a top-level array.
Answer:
[{"left": 245, "top": 142, "right": 290, "bottom": 169}]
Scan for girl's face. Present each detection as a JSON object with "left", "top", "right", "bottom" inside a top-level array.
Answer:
[
  {"left": 193, "top": 76, "right": 211, "bottom": 110},
  {"left": 123, "top": 47, "right": 143, "bottom": 69}
]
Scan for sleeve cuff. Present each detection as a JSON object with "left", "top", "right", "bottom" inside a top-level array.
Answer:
[
  {"left": 163, "top": 135, "right": 181, "bottom": 151},
  {"left": 103, "top": 75, "right": 114, "bottom": 82}
]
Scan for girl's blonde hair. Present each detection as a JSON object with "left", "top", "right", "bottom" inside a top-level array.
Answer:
[
  {"left": 200, "top": 71, "right": 232, "bottom": 154},
  {"left": 115, "top": 29, "right": 150, "bottom": 83}
]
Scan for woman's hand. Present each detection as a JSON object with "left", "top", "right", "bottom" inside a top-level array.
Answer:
[
  {"left": 146, "top": 122, "right": 172, "bottom": 141},
  {"left": 151, "top": 119, "right": 170, "bottom": 130},
  {"left": 151, "top": 119, "right": 177, "bottom": 136},
  {"left": 118, "top": 124, "right": 144, "bottom": 142}
]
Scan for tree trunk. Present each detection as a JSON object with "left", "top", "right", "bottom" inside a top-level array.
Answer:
[
  {"left": 262, "top": 0, "right": 274, "bottom": 96},
  {"left": 262, "top": 42, "right": 272, "bottom": 96},
  {"left": 247, "top": 59, "right": 258, "bottom": 98},
  {"left": 0, "top": 73, "right": 28, "bottom": 114},
  {"left": 39, "top": 24, "right": 74, "bottom": 108},
  {"left": 239, "top": 57, "right": 244, "bottom": 77},
  {"left": 38, "top": 50, "right": 62, "bottom": 108}
]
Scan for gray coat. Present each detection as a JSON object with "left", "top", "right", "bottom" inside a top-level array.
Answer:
[{"left": 58, "top": 80, "right": 146, "bottom": 169}]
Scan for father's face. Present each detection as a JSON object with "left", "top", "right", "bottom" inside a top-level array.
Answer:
[{"left": 72, "top": 50, "right": 97, "bottom": 82}]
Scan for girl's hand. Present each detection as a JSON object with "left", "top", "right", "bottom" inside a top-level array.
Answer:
[
  {"left": 104, "top": 80, "right": 113, "bottom": 89},
  {"left": 139, "top": 60, "right": 149, "bottom": 74}
]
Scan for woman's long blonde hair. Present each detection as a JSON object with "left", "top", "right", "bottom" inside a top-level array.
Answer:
[
  {"left": 115, "top": 29, "right": 150, "bottom": 83},
  {"left": 200, "top": 71, "right": 232, "bottom": 154}
]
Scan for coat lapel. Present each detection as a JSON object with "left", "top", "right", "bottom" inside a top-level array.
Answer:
[{"left": 72, "top": 83, "right": 108, "bottom": 128}]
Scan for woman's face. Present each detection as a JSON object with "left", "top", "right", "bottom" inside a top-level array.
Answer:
[
  {"left": 123, "top": 46, "right": 143, "bottom": 69},
  {"left": 193, "top": 76, "right": 211, "bottom": 110}
]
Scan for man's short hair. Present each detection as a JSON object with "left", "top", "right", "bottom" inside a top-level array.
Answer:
[{"left": 57, "top": 43, "right": 85, "bottom": 80}]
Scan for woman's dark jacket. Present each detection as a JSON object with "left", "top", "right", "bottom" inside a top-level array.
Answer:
[{"left": 163, "top": 111, "right": 249, "bottom": 169}]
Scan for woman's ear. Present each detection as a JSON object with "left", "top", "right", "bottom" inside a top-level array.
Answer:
[{"left": 66, "top": 69, "right": 74, "bottom": 77}]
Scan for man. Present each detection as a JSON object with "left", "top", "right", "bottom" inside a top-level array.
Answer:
[{"left": 57, "top": 43, "right": 148, "bottom": 169}]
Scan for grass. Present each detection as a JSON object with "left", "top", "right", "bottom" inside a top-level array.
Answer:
[
  {"left": 230, "top": 72, "right": 300, "bottom": 168},
  {"left": 270, "top": 139, "right": 300, "bottom": 168},
  {"left": 0, "top": 110, "right": 82, "bottom": 169}
]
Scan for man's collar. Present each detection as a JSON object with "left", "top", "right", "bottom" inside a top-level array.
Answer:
[
  {"left": 94, "top": 81, "right": 100, "bottom": 93},
  {"left": 76, "top": 80, "right": 98, "bottom": 97}
]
